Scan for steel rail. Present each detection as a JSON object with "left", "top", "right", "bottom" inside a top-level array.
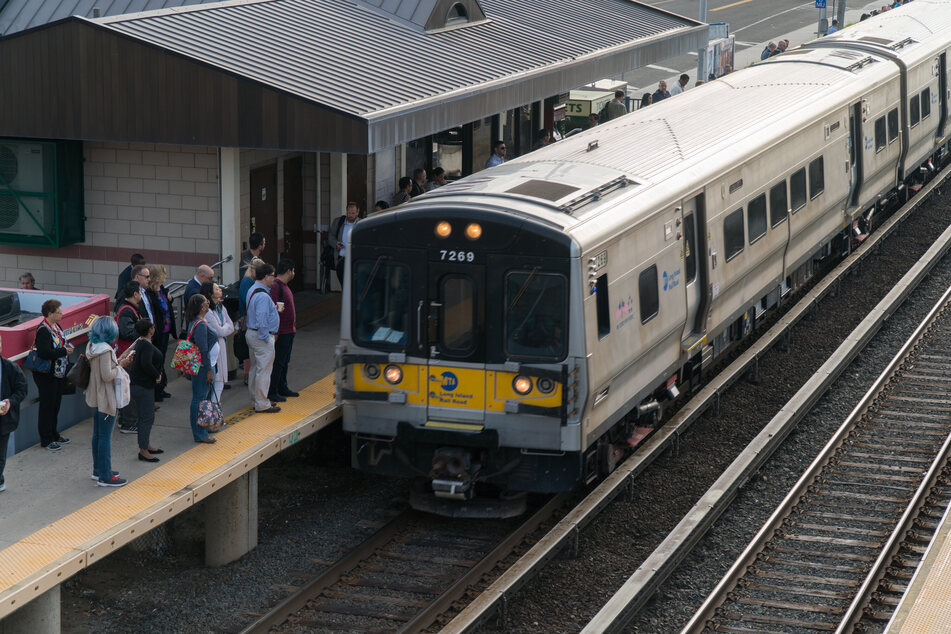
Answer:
[
  {"left": 440, "top": 165, "right": 951, "bottom": 634},
  {"left": 581, "top": 167, "right": 951, "bottom": 634},
  {"left": 681, "top": 281, "right": 951, "bottom": 633}
]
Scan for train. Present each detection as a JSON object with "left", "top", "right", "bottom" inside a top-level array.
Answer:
[{"left": 336, "top": 0, "right": 951, "bottom": 517}]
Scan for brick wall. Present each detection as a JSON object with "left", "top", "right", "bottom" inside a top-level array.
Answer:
[{"left": 0, "top": 141, "right": 220, "bottom": 295}]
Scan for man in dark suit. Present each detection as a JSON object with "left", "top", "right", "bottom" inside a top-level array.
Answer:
[
  {"left": 184, "top": 264, "right": 215, "bottom": 304},
  {"left": 0, "top": 337, "right": 28, "bottom": 493},
  {"left": 114, "top": 253, "right": 146, "bottom": 307}
]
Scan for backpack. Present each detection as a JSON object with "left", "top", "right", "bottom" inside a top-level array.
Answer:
[
  {"left": 598, "top": 101, "right": 612, "bottom": 123},
  {"left": 172, "top": 321, "right": 203, "bottom": 376}
]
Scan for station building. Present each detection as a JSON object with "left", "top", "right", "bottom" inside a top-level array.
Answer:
[{"left": 0, "top": 0, "right": 705, "bottom": 294}]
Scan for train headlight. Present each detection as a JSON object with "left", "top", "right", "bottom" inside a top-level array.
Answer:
[
  {"left": 435, "top": 221, "right": 452, "bottom": 238},
  {"left": 537, "top": 377, "right": 555, "bottom": 394},
  {"left": 384, "top": 365, "right": 403, "bottom": 385},
  {"left": 513, "top": 375, "right": 533, "bottom": 395},
  {"left": 465, "top": 223, "right": 482, "bottom": 240},
  {"left": 364, "top": 364, "right": 380, "bottom": 380}
]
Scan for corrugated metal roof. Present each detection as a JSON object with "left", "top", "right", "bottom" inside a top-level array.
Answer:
[{"left": 0, "top": 0, "right": 219, "bottom": 36}]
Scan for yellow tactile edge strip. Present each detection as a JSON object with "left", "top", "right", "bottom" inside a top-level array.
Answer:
[{"left": 0, "top": 374, "right": 339, "bottom": 619}]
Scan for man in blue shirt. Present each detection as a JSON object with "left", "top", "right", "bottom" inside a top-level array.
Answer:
[
  {"left": 246, "top": 264, "right": 281, "bottom": 413},
  {"left": 485, "top": 140, "right": 506, "bottom": 168}
]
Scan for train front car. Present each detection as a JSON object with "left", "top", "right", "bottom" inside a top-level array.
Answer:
[{"left": 337, "top": 202, "right": 582, "bottom": 517}]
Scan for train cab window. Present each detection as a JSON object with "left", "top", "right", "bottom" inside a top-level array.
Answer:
[
  {"left": 809, "top": 157, "right": 824, "bottom": 199},
  {"left": 683, "top": 213, "right": 697, "bottom": 283},
  {"left": 790, "top": 168, "right": 807, "bottom": 213},
  {"left": 910, "top": 95, "right": 920, "bottom": 127},
  {"left": 921, "top": 88, "right": 931, "bottom": 119},
  {"left": 505, "top": 271, "right": 567, "bottom": 359},
  {"left": 352, "top": 261, "right": 411, "bottom": 349},
  {"left": 887, "top": 108, "right": 899, "bottom": 142},
  {"left": 724, "top": 208, "right": 744, "bottom": 262},
  {"left": 638, "top": 265, "right": 659, "bottom": 324},
  {"left": 440, "top": 276, "right": 475, "bottom": 353},
  {"left": 747, "top": 194, "right": 767, "bottom": 244},
  {"left": 769, "top": 181, "right": 788, "bottom": 227},
  {"left": 875, "top": 116, "right": 887, "bottom": 152}
]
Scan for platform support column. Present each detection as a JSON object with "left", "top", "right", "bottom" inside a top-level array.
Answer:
[
  {"left": 204, "top": 468, "right": 258, "bottom": 567},
  {"left": 0, "top": 585, "right": 60, "bottom": 634}
]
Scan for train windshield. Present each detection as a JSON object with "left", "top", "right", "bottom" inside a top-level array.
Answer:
[
  {"left": 504, "top": 270, "right": 566, "bottom": 360},
  {"left": 353, "top": 260, "right": 411, "bottom": 348}
]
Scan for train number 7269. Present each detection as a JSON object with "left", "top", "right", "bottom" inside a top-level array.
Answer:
[{"left": 440, "top": 250, "right": 475, "bottom": 262}]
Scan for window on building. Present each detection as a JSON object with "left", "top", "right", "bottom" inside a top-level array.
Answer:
[
  {"left": 639, "top": 265, "right": 658, "bottom": 324},
  {"left": 875, "top": 116, "right": 887, "bottom": 152},
  {"left": 887, "top": 108, "right": 899, "bottom": 143},
  {"left": 809, "top": 157, "right": 824, "bottom": 199},
  {"left": 911, "top": 94, "right": 920, "bottom": 127},
  {"left": 724, "top": 208, "right": 744, "bottom": 261},
  {"left": 921, "top": 88, "right": 931, "bottom": 120},
  {"left": 748, "top": 194, "right": 767, "bottom": 244},
  {"left": 769, "top": 181, "right": 788, "bottom": 227},
  {"left": 790, "top": 168, "right": 807, "bottom": 212}
]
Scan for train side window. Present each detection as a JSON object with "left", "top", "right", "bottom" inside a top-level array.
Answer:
[
  {"left": 921, "top": 88, "right": 931, "bottom": 119},
  {"left": 505, "top": 271, "right": 567, "bottom": 359},
  {"left": 910, "top": 95, "right": 920, "bottom": 127},
  {"left": 769, "top": 181, "right": 787, "bottom": 227},
  {"left": 724, "top": 208, "right": 744, "bottom": 262},
  {"left": 683, "top": 213, "right": 697, "bottom": 283},
  {"left": 809, "top": 157, "right": 824, "bottom": 199},
  {"left": 638, "top": 265, "right": 658, "bottom": 324},
  {"left": 887, "top": 108, "right": 899, "bottom": 143},
  {"left": 596, "top": 273, "right": 610, "bottom": 339},
  {"left": 747, "top": 194, "right": 767, "bottom": 244},
  {"left": 874, "top": 116, "right": 886, "bottom": 152},
  {"left": 790, "top": 168, "right": 807, "bottom": 212}
]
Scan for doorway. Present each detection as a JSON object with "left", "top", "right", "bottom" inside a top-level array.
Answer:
[
  {"left": 250, "top": 163, "right": 278, "bottom": 265},
  {"left": 282, "top": 156, "right": 304, "bottom": 291}
]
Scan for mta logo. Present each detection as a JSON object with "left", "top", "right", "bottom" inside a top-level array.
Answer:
[
  {"left": 441, "top": 372, "right": 458, "bottom": 391},
  {"left": 663, "top": 270, "right": 669, "bottom": 291}
]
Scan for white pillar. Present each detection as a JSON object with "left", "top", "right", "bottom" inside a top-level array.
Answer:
[
  {"left": 204, "top": 469, "right": 258, "bottom": 567},
  {"left": 0, "top": 585, "right": 60, "bottom": 634},
  {"left": 219, "top": 147, "right": 241, "bottom": 285}
]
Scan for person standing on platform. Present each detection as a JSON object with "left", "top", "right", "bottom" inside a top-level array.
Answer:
[
  {"left": 485, "top": 140, "right": 506, "bottom": 168},
  {"left": 238, "top": 257, "right": 265, "bottom": 385},
  {"left": 652, "top": 80, "right": 671, "bottom": 103},
  {"left": 18, "top": 272, "right": 37, "bottom": 290},
  {"left": 239, "top": 232, "right": 266, "bottom": 279},
  {"left": 202, "top": 282, "right": 235, "bottom": 402},
  {"left": 115, "top": 281, "right": 144, "bottom": 434},
  {"left": 602, "top": 90, "right": 627, "bottom": 122},
  {"left": 246, "top": 264, "right": 281, "bottom": 414},
  {"left": 670, "top": 74, "right": 690, "bottom": 96},
  {"left": 128, "top": 319, "right": 163, "bottom": 463},
  {"left": 86, "top": 316, "right": 134, "bottom": 487},
  {"left": 826, "top": 19, "right": 839, "bottom": 34},
  {"left": 34, "top": 299, "right": 73, "bottom": 451},
  {"left": 184, "top": 295, "right": 217, "bottom": 444},
  {"left": 329, "top": 203, "right": 360, "bottom": 287},
  {"left": 115, "top": 254, "right": 145, "bottom": 307},
  {"left": 391, "top": 178, "right": 412, "bottom": 207},
  {"left": 147, "top": 264, "right": 175, "bottom": 402},
  {"left": 184, "top": 265, "right": 214, "bottom": 305},
  {"left": 268, "top": 259, "right": 298, "bottom": 403},
  {"left": 426, "top": 168, "right": 447, "bottom": 191},
  {"left": 411, "top": 168, "right": 427, "bottom": 197},
  {"left": 0, "top": 337, "right": 27, "bottom": 493}
]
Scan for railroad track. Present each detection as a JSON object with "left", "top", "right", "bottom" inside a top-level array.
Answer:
[
  {"left": 239, "top": 494, "right": 567, "bottom": 633},
  {"left": 682, "top": 284, "right": 951, "bottom": 633}
]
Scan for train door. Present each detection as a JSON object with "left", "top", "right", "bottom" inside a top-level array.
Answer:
[
  {"left": 680, "top": 197, "right": 702, "bottom": 345},
  {"left": 424, "top": 260, "right": 487, "bottom": 422},
  {"left": 848, "top": 101, "right": 865, "bottom": 208}
]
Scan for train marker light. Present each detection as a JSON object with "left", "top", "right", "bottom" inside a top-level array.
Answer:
[
  {"left": 537, "top": 377, "right": 555, "bottom": 394},
  {"left": 465, "top": 223, "right": 482, "bottom": 240},
  {"left": 513, "top": 375, "right": 533, "bottom": 395},
  {"left": 364, "top": 364, "right": 380, "bottom": 380},
  {"left": 384, "top": 365, "right": 403, "bottom": 384},
  {"left": 435, "top": 221, "right": 452, "bottom": 238}
]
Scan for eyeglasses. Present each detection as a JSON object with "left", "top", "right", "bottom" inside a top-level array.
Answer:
[{"left": 137, "top": 273, "right": 150, "bottom": 278}]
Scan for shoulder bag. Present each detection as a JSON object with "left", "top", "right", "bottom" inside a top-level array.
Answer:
[
  {"left": 172, "top": 320, "right": 203, "bottom": 376},
  {"left": 23, "top": 325, "right": 52, "bottom": 374},
  {"left": 114, "top": 365, "right": 131, "bottom": 409},
  {"left": 67, "top": 353, "right": 91, "bottom": 390}
]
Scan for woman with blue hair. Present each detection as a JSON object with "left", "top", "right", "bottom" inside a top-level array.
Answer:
[{"left": 85, "top": 316, "right": 135, "bottom": 487}]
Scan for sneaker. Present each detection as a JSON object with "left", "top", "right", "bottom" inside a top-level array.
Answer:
[
  {"left": 97, "top": 475, "right": 128, "bottom": 487},
  {"left": 56, "top": 436, "right": 70, "bottom": 445},
  {"left": 45, "top": 442, "right": 62, "bottom": 452},
  {"left": 0, "top": 478, "right": 5, "bottom": 492},
  {"left": 90, "top": 471, "right": 120, "bottom": 481},
  {"left": 118, "top": 425, "right": 138, "bottom": 435}
]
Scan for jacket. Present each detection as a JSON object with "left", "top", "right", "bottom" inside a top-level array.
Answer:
[
  {"left": 35, "top": 323, "right": 69, "bottom": 377},
  {"left": 0, "top": 357, "right": 27, "bottom": 434},
  {"left": 129, "top": 338, "right": 162, "bottom": 388},
  {"left": 115, "top": 299, "right": 142, "bottom": 347},
  {"left": 146, "top": 286, "right": 176, "bottom": 341},
  {"left": 85, "top": 342, "right": 119, "bottom": 416}
]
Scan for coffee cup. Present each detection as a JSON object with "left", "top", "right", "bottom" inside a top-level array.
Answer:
[{"left": 276, "top": 301, "right": 285, "bottom": 312}]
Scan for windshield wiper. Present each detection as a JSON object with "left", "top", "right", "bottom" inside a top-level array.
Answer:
[{"left": 358, "top": 256, "right": 386, "bottom": 304}]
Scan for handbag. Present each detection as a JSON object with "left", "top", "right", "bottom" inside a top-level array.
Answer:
[
  {"left": 23, "top": 326, "right": 52, "bottom": 373},
  {"left": 172, "top": 321, "right": 202, "bottom": 376},
  {"left": 67, "top": 353, "right": 91, "bottom": 390},
  {"left": 197, "top": 391, "right": 223, "bottom": 430},
  {"left": 114, "top": 366, "right": 131, "bottom": 409}
]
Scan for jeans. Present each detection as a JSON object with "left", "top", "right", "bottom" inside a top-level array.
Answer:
[
  {"left": 130, "top": 384, "right": 156, "bottom": 451},
  {"left": 247, "top": 332, "right": 275, "bottom": 411},
  {"left": 189, "top": 369, "right": 214, "bottom": 441},
  {"left": 34, "top": 372, "right": 64, "bottom": 445},
  {"left": 269, "top": 333, "right": 295, "bottom": 398},
  {"left": 91, "top": 410, "right": 116, "bottom": 481}
]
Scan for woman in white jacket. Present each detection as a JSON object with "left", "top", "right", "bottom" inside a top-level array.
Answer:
[{"left": 201, "top": 282, "right": 235, "bottom": 401}]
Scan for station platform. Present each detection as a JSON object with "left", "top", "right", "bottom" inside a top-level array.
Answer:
[{"left": 0, "top": 300, "right": 341, "bottom": 630}]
